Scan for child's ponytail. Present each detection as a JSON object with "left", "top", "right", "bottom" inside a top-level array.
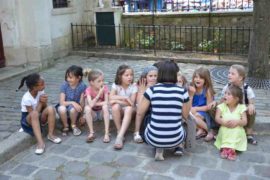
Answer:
[
  {"left": 16, "top": 73, "right": 40, "bottom": 91},
  {"left": 16, "top": 76, "right": 28, "bottom": 91},
  {"left": 83, "top": 68, "right": 92, "bottom": 78}
]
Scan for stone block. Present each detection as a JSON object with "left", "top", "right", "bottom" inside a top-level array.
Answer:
[
  {"left": 201, "top": 170, "right": 230, "bottom": 180},
  {"left": 172, "top": 164, "right": 199, "bottom": 178},
  {"left": 10, "top": 164, "right": 37, "bottom": 176},
  {"left": 62, "top": 161, "right": 88, "bottom": 175},
  {"left": 33, "top": 169, "right": 61, "bottom": 180}
]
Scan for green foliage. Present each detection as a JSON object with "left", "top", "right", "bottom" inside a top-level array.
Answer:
[
  {"left": 126, "top": 30, "right": 155, "bottom": 49},
  {"left": 198, "top": 30, "right": 221, "bottom": 52},
  {"left": 170, "top": 41, "right": 185, "bottom": 50}
]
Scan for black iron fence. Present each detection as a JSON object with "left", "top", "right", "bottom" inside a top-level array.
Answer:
[
  {"left": 112, "top": 0, "right": 253, "bottom": 12},
  {"left": 71, "top": 23, "right": 252, "bottom": 55}
]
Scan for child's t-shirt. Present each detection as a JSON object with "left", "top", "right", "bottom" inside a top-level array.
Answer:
[
  {"left": 111, "top": 83, "right": 138, "bottom": 97},
  {"left": 84, "top": 85, "right": 109, "bottom": 111},
  {"left": 21, "top": 90, "right": 45, "bottom": 112},
  {"left": 60, "top": 81, "right": 87, "bottom": 103},
  {"left": 221, "top": 83, "right": 255, "bottom": 104}
]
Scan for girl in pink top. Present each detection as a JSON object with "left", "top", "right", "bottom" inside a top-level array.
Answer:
[{"left": 84, "top": 69, "right": 110, "bottom": 143}]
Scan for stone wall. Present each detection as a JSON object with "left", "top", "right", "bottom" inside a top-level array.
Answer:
[{"left": 122, "top": 11, "right": 253, "bottom": 27}]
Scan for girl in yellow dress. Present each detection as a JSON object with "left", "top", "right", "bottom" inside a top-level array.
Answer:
[{"left": 214, "top": 84, "right": 247, "bottom": 161}]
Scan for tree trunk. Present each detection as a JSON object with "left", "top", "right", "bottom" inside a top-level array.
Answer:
[{"left": 248, "top": 0, "right": 270, "bottom": 79}]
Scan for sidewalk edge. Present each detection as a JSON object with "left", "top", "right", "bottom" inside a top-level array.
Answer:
[{"left": 0, "top": 132, "right": 34, "bottom": 165}]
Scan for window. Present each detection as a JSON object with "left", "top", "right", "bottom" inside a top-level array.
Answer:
[{"left": 53, "top": 0, "right": 69, "bottom": 8}]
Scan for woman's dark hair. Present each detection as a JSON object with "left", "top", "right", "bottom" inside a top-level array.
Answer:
[
  {"left": 65, "top": 65, "right": 83, "bottom": 82},
  {"left": 17, "top": 73, "right": 41, "bottom": 91},
  {"left": 157, "top": 60, "right": 179, "bottom": 83},
  {"left": 115, "top": 64, "right": 133, "bottom": 85},
  {"left": 227, "top": 84, "right": 243, "bottom": 104}
]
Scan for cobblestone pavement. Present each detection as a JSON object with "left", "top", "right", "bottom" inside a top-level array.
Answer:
[{"left": 0, "top": 55, "right": 269, "bottom": 179}]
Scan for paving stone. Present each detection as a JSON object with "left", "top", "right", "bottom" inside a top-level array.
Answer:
[
  {"left": 87, "top": 165, "right": 117, "bottom": 179},
  {"left": 201, "top": 170, "right": 230, "bottom": 180},
  {"left": 188, "top": 144, "right": 208, "bottom": 154},
  {"left": 147, "top": 174, "right": 174, "bottom": 180},
  {"left": 116, "top": 170, "right": 146, "bottom": 180},
  {"left": 120, "top": 142, "right": 138, "bottom": 153},
  {"left": 21, "top": 153, "right": 48, "bottom": 164},
  {"left": 0, "top": 161, "right": 18, "bottom": 172},
  {"left": 238, "top": 152, "right": 265, "bottom": 164},
  {"left": 0, "top": 174, "right": 11, "bottom": 180},
  {"left": 40, "top": 155, "right": 68, "bottom": 169},
  {"left": 89, "top": 151, "right": 117, "bottom": 164},
  {"left": 136, "top": 144, "right": 155, "bottom": 157},
  {"left": 191, "top": 155, "right": 218, "bottom": 168},
  {"left": 260, "top": 144, "right": 270, "bottom": 154},
  {"left": 49, "top": 144, "right": 71, "bottom": 154},
  {"left": 10, "top": 164, "right": 37, "bottom": 176},
  {"left": 62, "top": 174, "right": 87, "bottom": 180},
  {"left": 114, "top": 155, "right": 142, "bottom": 168},
  {"left": 143, "top": 160, "right": 172, "bottom": 173},
  {"left": 33, "top": 169, "right": 61, "bottom": 180},
  {"left": 172, "top": 164, "right": 200, "bottom": 178},
  {"left": 221, "top": 160, "right": 250, "bottom": 173},
  {"left": 62, "top": 161, "right": 88, "bottom": 175},
  {"left": 65, "top": 147, "right": 90, "bottom": 158},
  {"left": 237, "top": 175, "right": 265, "bottom": 180},
  {"left": 253, "top": 165, "right": 270, "bottom": 178}
]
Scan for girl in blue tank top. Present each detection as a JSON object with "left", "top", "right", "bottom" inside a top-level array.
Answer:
[{"left": 189, "top": 67, "right": 216, "bottom": 142}]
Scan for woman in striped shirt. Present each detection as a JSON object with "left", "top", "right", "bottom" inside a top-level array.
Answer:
[{"left": 135, "top": 60, "right": 191, "bottom": 160}]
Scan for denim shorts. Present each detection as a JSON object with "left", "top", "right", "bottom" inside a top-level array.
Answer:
[{"left": 21, "top": 112, "right": 34, "bottom": 136}]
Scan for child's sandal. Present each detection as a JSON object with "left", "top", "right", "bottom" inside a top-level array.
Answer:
[
  {"left": 114, "top": 136, "right": 124, "bottom": 150},
  {"left": 86, "top": 132, "right": 96, "bottom": 143},
  {"left": 103, "top": 133, "right": 111, "bottom": 143},
  {"left": 247, "top": 135, "right": 257, "bottom": 145},
  {"left": 62, "top": 127, "right": 69, "bottom": 136}
]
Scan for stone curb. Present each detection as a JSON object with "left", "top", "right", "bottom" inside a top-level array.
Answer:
[
  {"left": 0, "top": 65, "right": 41, "bottom": 82},
  {"left": 71, "top": 50, "right": 247, "bottom": 66},
  {"left": 0, "top": 132, "right": 34, "bottom": 165}
]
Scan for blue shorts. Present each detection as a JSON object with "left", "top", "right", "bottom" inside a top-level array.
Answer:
[{"left": 21, "top": 112, "right": 34, "bottom": 136}]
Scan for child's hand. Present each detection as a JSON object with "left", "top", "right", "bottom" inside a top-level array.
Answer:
[
  {"left": 138, "top": 78, "right": 147, "bottom": 92},
  {"left": 190, "top": 107, "right": 197, "bottom": 115},
  {"left": 207, "top": 101, "right": 217, "bottom": 110},
  {"left": 225, "top": 120, "right": 238, "bottom": 128},
  {"left": 247, "top": 104, "right": 255, "bottom": 115},
  {"left": 39, "top": 94, "right": 48, "bottom": 104},
  {"left": 188, "top": 85, "right": 196, "bottom": 97},
  {"left": 98, "top": 86, "right": 104, "bottom": 96},
  {"left": 125, "top": 97, "right": 133, "bottom": 106},
  {"left": 72, "top": 102, "right": 82, "bottom": 112}
]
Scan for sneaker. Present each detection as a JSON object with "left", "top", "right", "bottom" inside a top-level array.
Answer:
[
  {"left": 174, "top": 147, "right": 184, "bottom": 156},
  {"left": 133, "top": 132, "right": 143, "bottom": 143}
]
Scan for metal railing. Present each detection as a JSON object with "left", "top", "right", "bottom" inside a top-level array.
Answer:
[
  {"left": 53, "top": 0, "right": 68, "bottom": 8},
  {"left": 71, "top": 23, "right": 252, "bottom": 55},
  {"left": 112, "top": 0, "right": 253, "bottom": 12}
]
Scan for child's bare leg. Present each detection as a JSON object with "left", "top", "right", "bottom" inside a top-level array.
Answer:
[
  {"left": 70, "top": 108, "right": 78, "bottom": 127},
  {"left": 84, "top": 105, "right": 94, "bottom": 134},
  {"left": 111, "top": 104, "right": 122, "bottom": 133},
  {"left": 117, "top": 106, "right": 133, "bottom": 138},
  {"left": 103, "top": 104, "right": 110, "bottom": 134},
  {"left": 27, "top": 111, "right": 44, "bottom": 148},
  {"left": 41, "top": 106, "right": 56, "bottom": 138},
  {"left": 58, "top": 106, "right": 68, "bottom": 129},
  {"left": 194, "top": 115, "right": 208, "bottom": 131},
  {"left": 102, "top": 104, "right": 110, "bottom": 142}
]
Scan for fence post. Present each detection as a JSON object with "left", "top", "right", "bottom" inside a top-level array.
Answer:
[{"left": 71, "top": 23, "right": 74, "bottom": 50}]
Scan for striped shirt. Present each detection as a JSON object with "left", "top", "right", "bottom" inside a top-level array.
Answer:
[{"left": 144, "top": 83, "right": 189, "bottom": 148}]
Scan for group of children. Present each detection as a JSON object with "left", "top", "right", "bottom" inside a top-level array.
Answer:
[{"left": 18, "top": 61, "right": 257, "bottom": 162}]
